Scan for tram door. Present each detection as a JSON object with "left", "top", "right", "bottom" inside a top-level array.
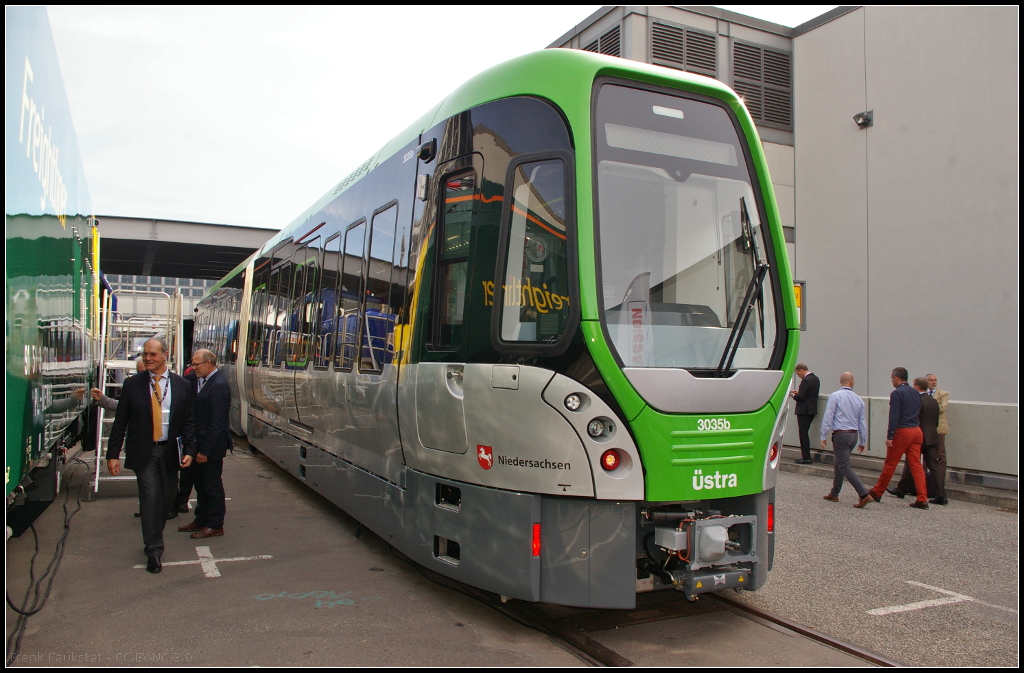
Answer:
[{"left": 415, "top": 154, "right": 483, "bottom": 455}]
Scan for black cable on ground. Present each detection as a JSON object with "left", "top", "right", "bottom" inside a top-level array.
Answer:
[{"left": 5, "top": 460, "right": 89, "bottom": 666}]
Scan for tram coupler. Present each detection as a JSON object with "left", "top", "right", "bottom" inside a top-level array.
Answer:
[{"left": 670, "top": 568, "right": 752, "bottom": 600}]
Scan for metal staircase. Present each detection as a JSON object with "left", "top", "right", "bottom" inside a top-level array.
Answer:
[{"left": 90, "top": 289, "right": 184, "bottom": 496}]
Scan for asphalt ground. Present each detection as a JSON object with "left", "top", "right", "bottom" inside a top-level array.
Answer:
[
  {"left": 730, "top": 465, "right": 1019, "bottom": 667},
  {"left": 5, "top": 444, "right": 1014, "bottom": 667}
]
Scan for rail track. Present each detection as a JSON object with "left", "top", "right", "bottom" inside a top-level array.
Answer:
[{"left": 408, "top": 559, "right": 901, "bottom": 667}]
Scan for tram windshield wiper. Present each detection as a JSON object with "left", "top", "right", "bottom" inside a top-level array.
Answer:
[
  {"left": 740, "top": 197, "right": 767, "bottom": 348},
  {"left": 716, "top": 197, "right": 769, "bottom": 377},
  {"left": 716, "top": 261, "right": 769, "bottom": 377}
]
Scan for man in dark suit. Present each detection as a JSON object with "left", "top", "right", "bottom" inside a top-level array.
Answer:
[
  {"left": 177, "top": 349, "right": 232, "bottom": 539},
  {"left": 171, "top": 367, "right": 199, "bottom": 516},
  {"left": 790, "top": 364, "right": 820, "bottom": 464},
  {"left": 887, "top": 377, "right": 946, "bottom": 504},
  {"left": 107, "top": 338, "right": 195, "bottom": 573}
]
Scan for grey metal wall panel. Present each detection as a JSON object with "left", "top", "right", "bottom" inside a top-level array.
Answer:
[
  {"left": 303, "top": 445, "right": 404, "bottom": 546},
  {"left": 539, "top": 498, "right": 637, "bottom": 609},
  {"left": 402, "top": 469, "right": 541, "bottom": 602},
  {"left": 586, "top": 500, "right": 638, "bottom": 608},
  {"left": 539, "top": 497, "right": 590, "bottom": 606}
]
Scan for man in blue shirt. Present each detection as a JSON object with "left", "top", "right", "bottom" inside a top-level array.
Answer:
[
  {"left": 857, "top": 367, "right": 928, "bottom": 509},
  {"left": 820, "top": 372, "right": 870, "bottom": 502}
]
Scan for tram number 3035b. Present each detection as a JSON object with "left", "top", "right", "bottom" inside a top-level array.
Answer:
[{"left": 697, "top": 418, "right": 733, "bottom": 431}]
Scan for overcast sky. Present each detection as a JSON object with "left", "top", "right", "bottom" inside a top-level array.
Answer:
[{"left": 47, "top": 6, "right": 835, "bottom": 230}]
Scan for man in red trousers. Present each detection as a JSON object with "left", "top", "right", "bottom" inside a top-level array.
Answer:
[{"left": 856, "top": 367, "right": 929, "bottom": 510}]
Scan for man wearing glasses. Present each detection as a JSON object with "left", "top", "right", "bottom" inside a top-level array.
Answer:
[{"left": 177, "top": 349, "right": 232, "bottom": 538}]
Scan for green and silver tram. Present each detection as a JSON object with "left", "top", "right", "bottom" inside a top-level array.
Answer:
[
  {"left": 6, "top": 7, "right": 101, "bottom": 534},
  {"left": 196, "top": 49, "right": 798, "bottom": 608}
]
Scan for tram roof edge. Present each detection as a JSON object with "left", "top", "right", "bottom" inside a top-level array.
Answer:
[{"left": 260, "top": 49, "right": 740, "bottom": 257}]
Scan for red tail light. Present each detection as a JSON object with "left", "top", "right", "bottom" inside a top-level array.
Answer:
[
  {"left": 532, "top": 523, "right": 541, "bottom": 556},
  {"left": 769, "top": 442, "right": 779, "bottom": 462},
  {"left": 767, "top": 503, "right": 774, "bottom": 533},
  {"left": 600, "top": 449, "right": 621, "bottom": 471}
]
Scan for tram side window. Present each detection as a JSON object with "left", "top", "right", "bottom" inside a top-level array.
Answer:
[
  {"left": 315, "top": 235, "right": 341, "bottom": 369},
  {"left": 291, "top": 239, "right": 319, "bottom": 366},
  {"left": 247, "top": 261, "right": 269, "bottom": 365},
  {"left": 433, "top": 172, "right": 476, "bottom": 350},
  {"left": 262, "top": 270, "right": 280, "bottom": 366},
  {"left": 335, "top": 221, "right": 366, "bottom": 371},
  {"left": 270, "top": 264, "right": 290, "bottom": 366},
  {"left": 497, "top": 159, "right": 570, "bottom": 345},
  {"left": 363, "top": 204, "right": 398, "bottom": 371}
]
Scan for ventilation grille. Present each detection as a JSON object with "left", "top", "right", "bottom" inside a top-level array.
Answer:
[
  {"left": 580, "top": 25, "right": 621, "bottom": 58},
  {"left": 651, "top": 22, "right": 717, "bottom": 77},
  {"left": 732, "top": 41, "right": 791, "bottom": 130},
  {"left": 599, "top": 25, "right": 620, "bottom": 57}
]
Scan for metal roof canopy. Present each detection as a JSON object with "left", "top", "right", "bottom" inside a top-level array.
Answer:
[{"left": 97, "top": 215, "right": 276, "bottom": 280}]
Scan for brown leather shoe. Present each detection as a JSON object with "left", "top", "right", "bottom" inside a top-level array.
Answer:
[
  {"left": 178, "top": 522, "right": 203, "bottom": 532},
  {"left": 190, "top": 527, "right": 224, "bottom": 539},
  {"left": 823, "top": 494, "right": 839, "bottom": 502},
  {"left": 854, "top": 493, "right": 874, "bottom": 508}
]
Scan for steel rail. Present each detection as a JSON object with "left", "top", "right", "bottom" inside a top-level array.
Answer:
[{"left": 709, "top": 592, "right": 902, "bottom": 667}]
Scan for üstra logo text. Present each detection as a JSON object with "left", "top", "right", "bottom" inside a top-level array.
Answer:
[{"left": 692, "top": 469, "right": 738, "bottom": 490}]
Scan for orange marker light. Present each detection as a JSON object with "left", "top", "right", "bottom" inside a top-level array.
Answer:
[
  {"left": 532, "top": 523, "right": 541, "bottom": 556},
  {"left": 600, "top": 449, "right": 621, "bottom": 471}
]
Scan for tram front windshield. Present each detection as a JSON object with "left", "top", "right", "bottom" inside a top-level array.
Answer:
[{"left": 594, "top": 83, "right": 779, "bottom": 372}]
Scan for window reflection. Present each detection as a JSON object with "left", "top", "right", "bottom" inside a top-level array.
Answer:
[{"left": 497, "top": 160, "right": 570, "bottom": 344}]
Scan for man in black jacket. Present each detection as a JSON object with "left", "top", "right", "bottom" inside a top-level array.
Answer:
[
  {"left": 177, "top": 349, "right": 232, "bottom": 539},
  {"left": 107, "top": 338, "right": 195, "bottom": 573},
  {"left": 790, "top": 364, "right": 820, "bottom": 464}
]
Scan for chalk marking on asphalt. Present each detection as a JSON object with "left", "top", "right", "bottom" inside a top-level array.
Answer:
[
  {"left": 867, "top": 581, "right": 1019, "bottom": 616},
  {"left": 133, "top": 546, "right": 271, "bottom": 577}
]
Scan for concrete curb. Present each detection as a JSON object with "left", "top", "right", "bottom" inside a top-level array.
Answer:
[{"left": 778, "top": 461, "right": 1018, "bottom": 510}]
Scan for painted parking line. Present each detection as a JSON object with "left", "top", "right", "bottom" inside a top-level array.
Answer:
[
  {"left": 133, "top": 545, "right": 272, "bottom": 577},
  {"left": 868, "top": 581, "right": 1019, "bottom": 616}
]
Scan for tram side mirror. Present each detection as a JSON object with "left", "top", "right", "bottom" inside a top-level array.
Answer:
[{"left": 417, "top": 139, "right": 436, "bottom": 163}]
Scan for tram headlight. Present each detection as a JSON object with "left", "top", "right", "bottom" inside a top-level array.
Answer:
[
  {"left": 564, "top": 394, "right": 582, "bottom": 411},
  {"left": 587, "top": 419, "right": 605, "bottom": 437},
  {"left": 600, "top": 449, "right": 621, "bottom": 471}
]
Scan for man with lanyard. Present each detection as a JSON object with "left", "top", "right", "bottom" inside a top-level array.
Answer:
[
  {"left": 857, "top": 367, "right": 928, "bottom": 509},
  {"left": 819, "top": 372, "right": 870, "bottom": 503},
  {"left": 107, "top": 338, "right": 195, "bottom": 573}
]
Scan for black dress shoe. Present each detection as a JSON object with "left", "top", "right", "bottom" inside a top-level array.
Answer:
[
  {"left": 176, "top": 503, "right": 190, "bottom": 513},
  {"left": 929, "top": 497, "right": 949, "bottom": 506},
  {"left": 146, "top": 557, "right": 162, "bottom": 573},
  {"left": 886, "top": 487, "right": 905, "bottom": 499},
  {"left": 794, "top": 459, "right": 812, "bottom": 465},
  {"left": 166, "top": 510, "right": 178, "bottom": 520}
]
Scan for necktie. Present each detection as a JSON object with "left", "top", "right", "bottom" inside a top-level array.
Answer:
[
  {"left": 151, "top": 375, "right": 164, "bottom": 442},
  {"left": 197, "top": 378, "right": 205, "bottom": 393}
]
